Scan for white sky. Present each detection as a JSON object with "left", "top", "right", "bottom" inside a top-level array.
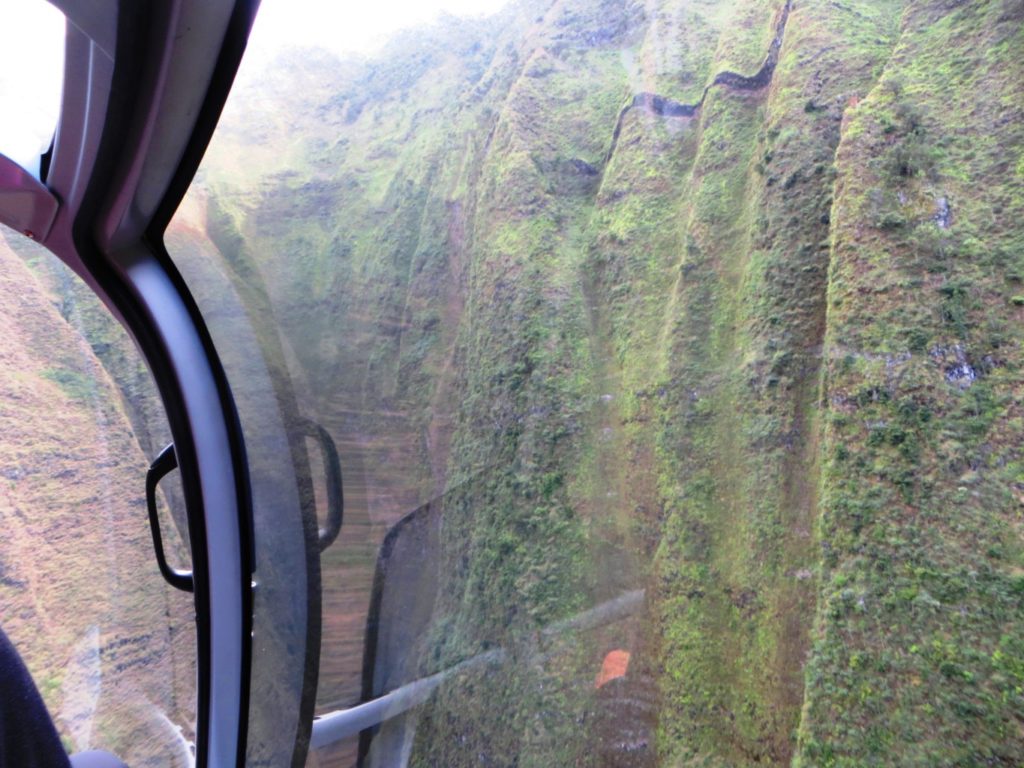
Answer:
[
  {"left": 0, "top": 0, "right": 64, "bottom": 173},
  {"left": 249, "top": 0, "right": 510, "bottom": 58},
  {"left": 0, "top": 0, "right": 509, "bottom": 173}
]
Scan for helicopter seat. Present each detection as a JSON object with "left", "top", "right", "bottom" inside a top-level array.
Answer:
[{"left": 0, "top": 628, "right": 126, "bottom": 768}]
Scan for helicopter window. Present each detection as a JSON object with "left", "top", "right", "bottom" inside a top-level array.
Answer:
[
  {"left": 0, "top": 0, "right": 64, "bottom": 178},
  {"left": 0, "top": 224, "right": 197, "bottom": 764},
  {"left": 0, "top": 0, "right": 1016, "bottom": 763},
  {"left": 165, "top": 0, "right": 661, "bottom": 765},
  {"left": 164, "top": 192, "right": 313, "bottom": 767}
]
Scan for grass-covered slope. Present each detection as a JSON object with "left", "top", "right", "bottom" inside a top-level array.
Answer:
[
  {"left": 640, "top": 0, "right": 909, "bottom": 762},
  {"left": 798, "top": 2, "right": 1024, "bottom": 765},
  {"left": 15, "top": 0, "right": 1013, "bottom": 764},
  {"left": 0, "top": 231, "right": 195, "bottom": 766}
]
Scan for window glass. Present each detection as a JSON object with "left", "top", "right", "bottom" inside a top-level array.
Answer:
[
  {"left": 169, "top": 1, "right": 656, "bottom": 765},
  {"left": 0, "top": 0, "right": 64, "bottom": 176},
  {"left": 166, "top": 0, "right": 1024, "bottom": 765},
  {"left": 0, "top": 225, "right": 196, "bottom": 764},
  {"left": 165, "top": 193, "right": 312, "bottom": 767}
]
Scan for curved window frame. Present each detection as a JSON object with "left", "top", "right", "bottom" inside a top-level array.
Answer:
[{"left": 0, "top": 1, "right": 300, "bottom": 766}]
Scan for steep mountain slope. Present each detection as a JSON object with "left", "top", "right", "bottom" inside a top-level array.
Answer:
[
  {"left": 799, "top": 2, "right": 1024, "bottom": 764},
  {"left": 1, "top": 0, "right": 1018, "bottom": 765},
  {"left": 182, "top": 0, "right": 1022, "bottom": 764},
  {"left": 0, "top": 231, "right": 195, "bottom": 766}
]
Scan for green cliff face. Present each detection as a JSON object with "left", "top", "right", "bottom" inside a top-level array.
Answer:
[
  {"left": 3, "top": 0, "right": 1020, "bottom": 765},
  {"left": 180, "top": 0, "right": 1019, "bottom": 765},
  {"left": 192, "top": 0, "right": 1024, "bottom": 763},
  {"left": 799, "top": 2, "right": 1024, "bottom": 764}
]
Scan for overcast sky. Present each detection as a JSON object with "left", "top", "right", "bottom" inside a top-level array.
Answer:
[
  {"left": 0, "top": 0, "right": 64, "bottom": 170},
  {"left": 250, "top": 0, "right": 510, "bottom": 57},
  {"left": 0, "top": 0, "right": 510, "bottom": 173}
]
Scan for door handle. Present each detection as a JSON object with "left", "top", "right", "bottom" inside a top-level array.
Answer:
[
  {"left": 145, "top": 443, "right": 194, "bottom": 592},
  {"left": 299, "top": 420, "right": 344, "bottom": 553}
]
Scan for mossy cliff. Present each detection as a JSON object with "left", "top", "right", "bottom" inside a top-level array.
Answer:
[
  {"left": 182, "top": 0, "right": 1015, "bottom": 765},
  {"left": 189, "top": 0, "right": 1023, "bottom": 763},
  {"left": 2, "top": 0, "right": 1018, "bottom": 765}
]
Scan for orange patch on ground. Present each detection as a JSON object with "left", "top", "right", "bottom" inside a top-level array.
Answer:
[{"left": 595, "top": 649, "right": 631, "bottom": 688}]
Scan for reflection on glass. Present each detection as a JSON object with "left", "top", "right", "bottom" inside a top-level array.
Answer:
[
  {"left": 0, "top": 225, "right": 196, "bottom": 765},
  {"left": 152, "top": 463, "right": 192, "bottom": 576},
  {"left": 159, "top": 0, "right": 1015, "bottom": 761},
  {"left": 166, "top": 194, "right": 314, "bottom": 767},
  {"left": 168, "top": 1, "right": 658, "bottom": 764}
]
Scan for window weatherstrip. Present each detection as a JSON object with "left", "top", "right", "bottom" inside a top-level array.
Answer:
[{"left": 114, "top": 244, "right": 246, "bottom": 766}]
